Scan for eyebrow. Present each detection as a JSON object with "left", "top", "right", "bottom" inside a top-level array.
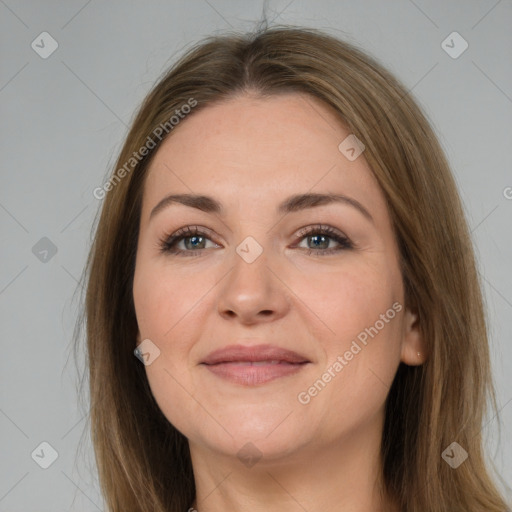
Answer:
[{"left": 149, "top": 192, "right": 373, "bottom": 223}]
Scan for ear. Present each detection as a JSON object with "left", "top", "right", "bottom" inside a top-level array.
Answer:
[
  {"left": 135, "top": 330, "right": 141, "bottom": 345},
  {"left": 400, "top": 307, "right": 427, "bottom": 366}
]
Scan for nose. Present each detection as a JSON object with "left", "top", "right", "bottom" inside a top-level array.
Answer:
[{"left": 216, "top": 245, "right": 291, "bottom": 325}]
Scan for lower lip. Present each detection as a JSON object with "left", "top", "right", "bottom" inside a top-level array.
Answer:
[{"left": 202, "top": 361, "right": 308, "bottom": 386}]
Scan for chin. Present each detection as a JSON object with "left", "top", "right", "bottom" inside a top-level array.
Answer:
[{"left": 188, "top": 410, "right": 317, "bottom": 464}]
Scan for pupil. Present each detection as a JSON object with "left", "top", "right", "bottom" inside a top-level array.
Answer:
[{"left": 186, "top": 236, "right": 204, "bottom": 250}]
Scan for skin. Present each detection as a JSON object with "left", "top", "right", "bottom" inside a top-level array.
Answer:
[{"left": 133, "top": 92, "right": 427, "bottom": 512}]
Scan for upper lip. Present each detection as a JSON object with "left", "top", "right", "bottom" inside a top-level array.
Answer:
[{"left": 201, "top": 344, "right": 310, "bottom": 365}]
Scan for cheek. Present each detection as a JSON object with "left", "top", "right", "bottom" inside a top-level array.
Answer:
[
  {"left": 132, "top": 261, "right": 211, "bottom": 435},
  {"left": 133, "top": 256, "right": 225, "bottom": 388},
  {"left": 133, "top": 261, "right": 188, "bottom": 389},
  {"left": 295, "top": 261, "right": 403, "bottom": 417},
  {"left": 133, "top": 257, "right": 211, "bottom": 342},
  {"left": 291, "top": 258, "right": 401, "bottom": 345}
]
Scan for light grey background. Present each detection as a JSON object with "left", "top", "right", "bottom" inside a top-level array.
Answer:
[{"left": 1, "top": 1, "right": 511, "bottom": 510}]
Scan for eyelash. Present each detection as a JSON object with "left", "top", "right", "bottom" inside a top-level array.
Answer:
[{"left": 158, "top": 224, "right": 353, "bottom": 257}]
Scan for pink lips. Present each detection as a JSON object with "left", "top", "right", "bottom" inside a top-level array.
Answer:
[{"left": 201, "top": 344, "right": 310, "bottom": 386}]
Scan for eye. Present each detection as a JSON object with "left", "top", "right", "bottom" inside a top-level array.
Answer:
[
  {"left": 159, "top": 224, "right": 353, "bottom": 257},
  {"left": 159, "top": 226, "right": 220, "bottom": 257},
  {"left": 293, "top": 224, "right": 353, "bottom": 256}
]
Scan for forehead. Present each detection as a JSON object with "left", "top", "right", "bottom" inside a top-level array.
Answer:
[{"left": 142, "top": 93, "right": 383, "bottom": 218}]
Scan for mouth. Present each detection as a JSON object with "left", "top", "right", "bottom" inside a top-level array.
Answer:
[{"left": 200, "top": 344, "right": 310, "bottom": 386}]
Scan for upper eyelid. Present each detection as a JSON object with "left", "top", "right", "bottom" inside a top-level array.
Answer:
[
  {"left": 295, "top": 224, "right": 347, "bottom": 237},
  {"left": 167, "top": 224, "right": 346, "bottom": 238}
]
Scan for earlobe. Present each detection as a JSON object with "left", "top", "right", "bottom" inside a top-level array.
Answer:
[{"left": 400, "top": 308, "right": 427, "bottom": 366}]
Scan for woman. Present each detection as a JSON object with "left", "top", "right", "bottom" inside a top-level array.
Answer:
[{"left": 77, "top": 25, "right": 510, "bottom": 511}]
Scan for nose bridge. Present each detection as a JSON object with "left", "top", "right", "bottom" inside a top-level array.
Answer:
[
  {"left": 228, "top": 209, "right": 275, "bottom": 268},
  {"left": 228, "top": 232, "right": 272, "bottom": 300},
  {"left": 216, "top": 229, "right": 289, "bottom": 322}
]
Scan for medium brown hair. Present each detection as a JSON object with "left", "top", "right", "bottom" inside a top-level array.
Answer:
[{"left": 74, "top": 25, "right": 510, "bottom": 511}]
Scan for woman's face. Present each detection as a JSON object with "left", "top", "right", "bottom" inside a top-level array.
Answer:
[{"left": 132, "top": 92, "right": 423, "bottom": 463}]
